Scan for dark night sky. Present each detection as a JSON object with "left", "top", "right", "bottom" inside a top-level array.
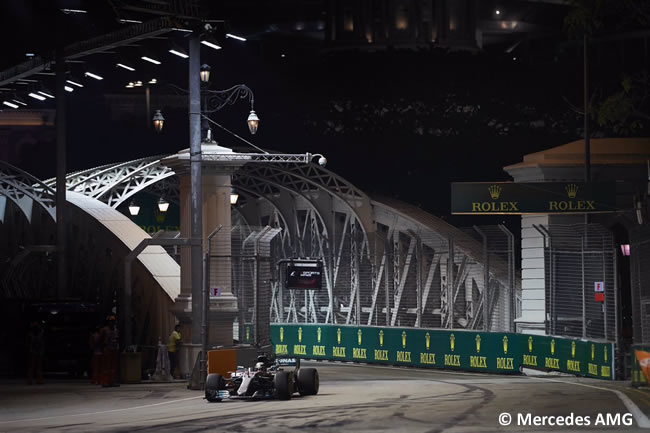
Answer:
[{"left": 1, "top": 0, "right": 648, "bottom": 229}]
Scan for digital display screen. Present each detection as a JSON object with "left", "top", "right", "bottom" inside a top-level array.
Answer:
[{"left": 285, "top": 261, "right": 323, "bottom": 290}]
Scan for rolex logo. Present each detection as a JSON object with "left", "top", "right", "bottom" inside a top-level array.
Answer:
[
  {"left": 450, "top": 334, "right": 455, "bottom": 352},
  {"left": 401, "top": 331, "right": 407, "bottom": 348},
  {"left": 528, "top": 336, "right": 533, "bottom": 353},
  {"left": 280, "top": 327, "right": 284, "bottom": 342},
  {"left": 425, "top": 332, "right": 430, "bottom": 351},
  {"left": 317, "top": 327, "right": 322, "bottom": 343},
  {"left": 591, "top": 344, "right": 595, "bottom": 361},
  {"left": 357, "top": 329, "right": 363, "bottom": 345},
  {"left": 503, "top": 336, "right": 508, "bottom": 355},
  {"left": 488, "top": 184, "right": 502, "bottom": 200},
  {"left": 475, "top": 334, "right": 481, "bottom": 353},
  {"left": 565, "top": 184, "right": 579, "bottom": 198},
  {"left": 337, "top": 328, "right": 341, "bottom": 345},
  {"left": 551, "top": 339, "right": 555, "bottom": 355},
  {"left": 298, "top": 327, "right": 302, "bottom": 343},
  {"left": 379, "top": 330, "right": 384, "bottom": 347}
]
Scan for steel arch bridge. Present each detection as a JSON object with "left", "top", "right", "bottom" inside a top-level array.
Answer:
[{"left": 33, "top": 154, "right": 520, "bottom": 333}]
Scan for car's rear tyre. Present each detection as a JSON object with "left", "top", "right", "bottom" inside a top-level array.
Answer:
[
  {"left": 205, "top": 374, "right": 225, "bottom": 402},
  {"left": 297, "top": 368, "right": 319, "bottom": 396},
  {"left": 275, "top": 371, "right": 294, "bottom": 400}
]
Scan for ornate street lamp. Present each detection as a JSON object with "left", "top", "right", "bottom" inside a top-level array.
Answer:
[
  {"left": 230, "top": 188, "right": 239, "bottom": 205},
  {"left": 200, "top": 64, "right": 211, "bottom": 83},
  {"left": 158, "top": 197, "right": 170, "bottom": 212},
  {"left": 247, "top": 110, "right": 259, "bottom": 135},
  {"left": 128, "top": 200, "right": 140, "bottom": 216},
  {"left": 152, "top": 109, "right": 165, "bottom": 133}
]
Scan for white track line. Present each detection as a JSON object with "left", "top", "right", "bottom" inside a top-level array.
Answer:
[
  {"left": 540, "top": 378, "right": 650, "bottom": 428},
  {"left": 0, "top": 395, "right": 203, "bottom": 425}
]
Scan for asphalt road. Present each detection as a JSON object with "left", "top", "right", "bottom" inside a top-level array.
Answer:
[{"left": 1, "top": 361, "right": 649, "bottom": 432}]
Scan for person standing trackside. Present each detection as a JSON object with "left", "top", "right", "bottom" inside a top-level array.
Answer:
[
  {"left": 27, "top": 321, "right": 45, "bottom": 385},
  {"left": 89, "top": 326, "right": 102, "bottom": 385},
  {"left": 168, "top": 324, "right": 181, "bottom": 379},
  {"left": 100, "top": 316, "right": 119, "bottom": 387}
]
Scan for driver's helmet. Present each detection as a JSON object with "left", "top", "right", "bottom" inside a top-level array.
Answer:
[{"left": 255, "top": 361, "right": 266, "bottom": 371}]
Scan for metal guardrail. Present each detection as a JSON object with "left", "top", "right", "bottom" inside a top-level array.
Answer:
[{"left": 271, "top": 323, "right": 614, "bottom": 380}]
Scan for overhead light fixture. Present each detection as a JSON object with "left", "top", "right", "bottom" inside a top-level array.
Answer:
[
  {"left": 157, "top": 197, "right": 170, "bottom": 212},
  {"left": 495, "top": 9, "right": 501, "bottom": 15},
  {"left": 28, "top": 92, "right": 46, "bottom": 101},
  {"left": 60, "top": 8, "right": 87, "bottom": 14},
  {"left": 66, "top": 79, "right": 83, "bottom": 88},
  {"left": 118, "top": 18, "right": 143, "bottom": 24},
  {"left": 169, "top": 49, "right": 189, "bottom": 58},
  {"left": 64, "top": 86, "right": 74, "bottom": 92},
  {"left": 2, "top": 101, "right": 19, "bottom": 109},
  {"left": 85, "top": 72, "right": 103, "bottom": 80},
  {"left": 134, "top": 80, "right": 143, "bottom": 87},
  {"left": 148, "top": 78, "right": 157, "bottom": 84},
  {"left": 128, "top": 201, "right": 140, "bottom": 216},
  {"left": 200, "top": 40, "right": 222, "bottom": 50},
  {"left": 125, "top": 82, "right": 135, "bottom": 88},
  {"left": 17, "top": 78, "right": 38, "bottom": 83},
  {"left": 11, "top": 97, "right": 27, "bottom": 106},
  {"left": 230, "top": 189, "right": 239, "bottom": 205},
  {"left": 25, "top": 53, "right": 35, "bottom": 57},
  {"left": 172, "top": 27, "right": 193, "bottom": 33},
  {"left": 226, "top": 33, "right": 247, "bottom": 41},
  {"left": 152, "top": 110, "right": 164, "bottom": 133},
  {"left": 141, "top": 56, "right": 161, "bottom": 65},
  {"left": 37, "top": 90, "right": 55, "bottom": 99},
  {"left": 117, "top": 63, "right": 136, "bottom": 71}
]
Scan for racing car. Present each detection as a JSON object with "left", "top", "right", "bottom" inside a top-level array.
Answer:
[{"left": 204, "top": 355, "right": 319, "bottom": 402}]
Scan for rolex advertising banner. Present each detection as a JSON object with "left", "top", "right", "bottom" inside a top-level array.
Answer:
[
  {"left": 271, "top": 324, "right": 614, "bottom": 380},
  {"left": 451, "top": 182, "right": 617, "bottom": 214}
]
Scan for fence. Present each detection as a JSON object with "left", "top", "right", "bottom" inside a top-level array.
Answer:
[
  {"left": 535, "top": 224, "right": 617, "bottom": 342},
  {"left": 207, "top": 223, "right": 519, "bottom": 347}
]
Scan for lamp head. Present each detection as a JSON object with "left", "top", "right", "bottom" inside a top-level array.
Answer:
[
  {"left": 247, "top": 110, "right": 259, "bottom": 135},
  {"left": 200, "top": 64, "right": 211, "bottom": 83},
  {"left": 152, "top": 110, "right": 164, "bottom": 133}
]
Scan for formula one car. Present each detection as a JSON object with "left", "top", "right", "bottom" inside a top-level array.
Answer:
[{"left": 204, "top": 355, "right": 319, "bottom": 402}]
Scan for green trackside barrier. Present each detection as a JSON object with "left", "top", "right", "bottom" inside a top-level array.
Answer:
[
  {"left": 270, "top": 324, "right": 614, "bottom": 380},
  {"left": 630, "top": 345, "right": 650, "bottom": 387}
]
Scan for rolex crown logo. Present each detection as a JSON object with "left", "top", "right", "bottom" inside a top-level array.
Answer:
[
  {"left": 402, "top": 331, "right": 407, "bottom": 348},
  {"left": 565, "top": 183, "right": 579, "bottom": 198},
  {"left": 571, "top": 341, "right": 575, "bottom": 358},
  {"left": 154, "top": 209, "right": 166, "bottom": 224},
  {"left": 488, "top": 184, "right": 502, "bottom": 200},
  {"left": 317, "top": 327, "right": 322, "bottom": 343},
  {"left": 503, "top": 336, "right": 508, "bottom": 355},
  {"left": 280, "top": 327, "right": 284, "bottom": 342},
  {"left": 475, "top": 335, "right": 481, "bottom": 353},
  {"left": 358, "top": 329, "right": 363, "bottom": 346},
  {"left": 298, "top": 327, "right": 303, "bottom": 343},
  {"left": 450, "top": 334, "right": 455, "bottom": 352},
  {"left": 337, "top": 328, "right": 341, "bottom": 345}
]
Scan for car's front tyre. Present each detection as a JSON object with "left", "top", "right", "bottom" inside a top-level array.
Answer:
[
  {"left": 274, "top": 371, "right": 294, "bottom": 400},
  {"left": 205, "top": 374, "right": 225, "bottom": 402},
  {"left": 297, "top": 368, "right": 319, "bottom": 396}
]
